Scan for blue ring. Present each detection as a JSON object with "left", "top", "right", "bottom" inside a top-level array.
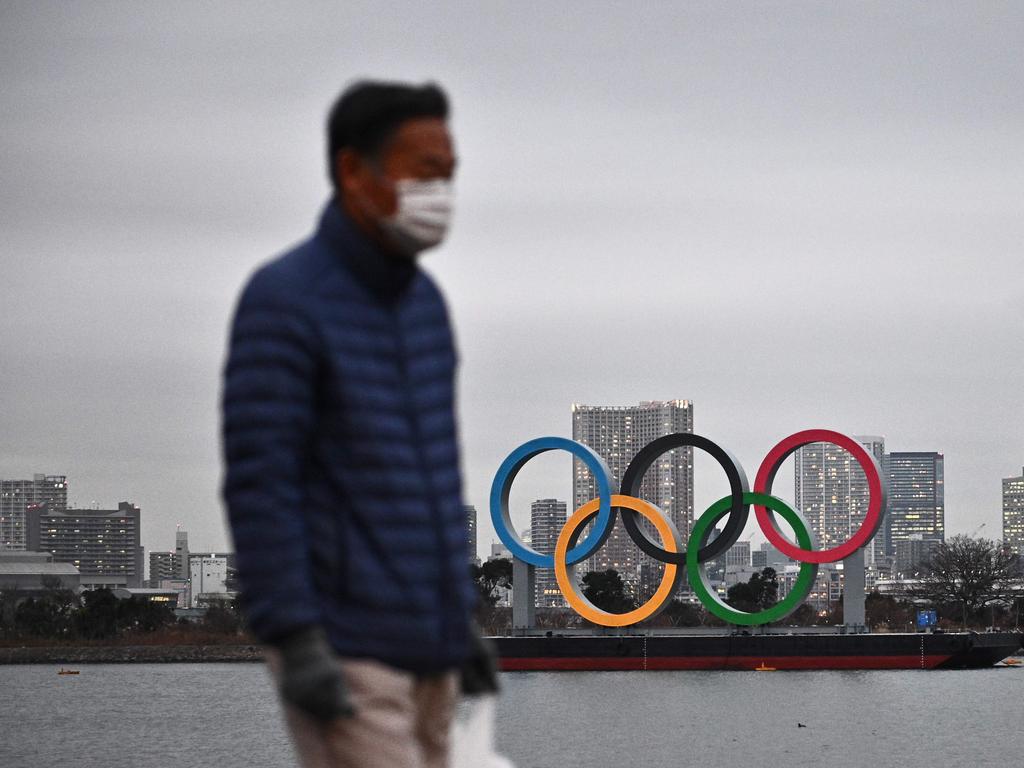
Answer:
[{"left": 489, "top": 437, "right": 615, "bottom": 568}]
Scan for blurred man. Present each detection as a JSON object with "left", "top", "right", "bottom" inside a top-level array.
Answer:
[{"left": 222, "top": 80, "right": 494, "bottom": 768}]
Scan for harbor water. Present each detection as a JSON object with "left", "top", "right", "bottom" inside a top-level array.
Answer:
[{"left": 0, "top": 663, "right": 1019, "bottom": 767}]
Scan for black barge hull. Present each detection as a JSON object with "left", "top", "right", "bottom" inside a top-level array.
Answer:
[{"left": 494, "top": 632, "right": 1023, "bottom": 671}]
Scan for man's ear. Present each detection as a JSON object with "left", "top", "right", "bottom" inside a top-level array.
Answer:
[{"left": 337, "top": 149, "right": 368, "bottom": 199}]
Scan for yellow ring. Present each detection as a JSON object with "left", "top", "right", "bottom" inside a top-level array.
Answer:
[{"left": 554, "top": 494, "right": 680, "bottom": 627}]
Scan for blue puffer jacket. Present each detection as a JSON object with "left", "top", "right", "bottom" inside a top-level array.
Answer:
[{"left": 221, "top": 199, "right": 474, "bottom": 673}]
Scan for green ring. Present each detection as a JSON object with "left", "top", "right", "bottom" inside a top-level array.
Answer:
[{"left": 687, "top": 492, "right": 818, "bottom": 626}]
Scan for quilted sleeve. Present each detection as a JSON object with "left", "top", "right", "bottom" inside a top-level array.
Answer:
[{"left": 221, "top": 270, "right": 322, "bottom": 643}]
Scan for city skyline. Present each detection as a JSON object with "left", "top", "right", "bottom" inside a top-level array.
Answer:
[
  {"left": 2, "top": 4, "right": 1021, "bottom": 561},
  {"left": 2, "top": 429, "right": 1017, "bottom": 564}
]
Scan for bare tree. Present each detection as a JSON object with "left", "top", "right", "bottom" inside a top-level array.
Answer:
[{"left": 912, "top": 535, "right": 1022, "bottom": 627}]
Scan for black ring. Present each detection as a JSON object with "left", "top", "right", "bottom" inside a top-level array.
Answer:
[{"left": 619, "top": 433, "right": 749, "bottom": 564}]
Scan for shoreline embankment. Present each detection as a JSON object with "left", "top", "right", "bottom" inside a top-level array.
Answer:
[{"left": 0, "top": 644, "right": 265, "bottom": 664}]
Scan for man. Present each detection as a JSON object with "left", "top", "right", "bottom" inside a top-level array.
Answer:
[{"left": 222, "top": 80, "right": 494, "bottom": 768}]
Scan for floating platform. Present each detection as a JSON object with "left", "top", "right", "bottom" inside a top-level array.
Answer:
[{"left": 494, "top": 631, "right": 1024, "bottom": 671}]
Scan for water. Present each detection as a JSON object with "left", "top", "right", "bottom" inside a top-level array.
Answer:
[{"left": 0, "top": 664, "right": 1019, "bottom": 767}]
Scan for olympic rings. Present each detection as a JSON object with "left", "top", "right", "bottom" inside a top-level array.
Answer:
[
  {"left": 489, "top": 436, "right": 614, "bottom": 567},
  {"left": 619, "top": 433, "right": 749, "bottom": 564},
  {"left": 489, "top": 429, "right": 885, "bottom": 627},
  {"left": 555, "top": 495, "right": 683, "bottom": 627},
  {"left": 753, "top": 430, "right": 886, "bottom": 564},
  {"left": 688, "top": 493, "right": 817, "bottom": 626}
]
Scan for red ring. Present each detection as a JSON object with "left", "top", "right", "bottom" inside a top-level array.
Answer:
[{"left": 753, "top": 429, "right": 885, "bottom": 564}]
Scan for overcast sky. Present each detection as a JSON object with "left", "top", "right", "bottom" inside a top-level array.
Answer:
[{"left": 2, "top": 2, "right": 1021, "bottom": 562}]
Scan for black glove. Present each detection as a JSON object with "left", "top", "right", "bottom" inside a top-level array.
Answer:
[
  {"left": 276, "top": 626, "right": 355, "bottom": 722},
  {"left": 460, "top": 626, "right": 500, "bottom": 695}
]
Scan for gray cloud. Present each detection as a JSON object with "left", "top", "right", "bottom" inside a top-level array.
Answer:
[{"left": 1, "top": 2, "right": 1021, "bottom": 559}]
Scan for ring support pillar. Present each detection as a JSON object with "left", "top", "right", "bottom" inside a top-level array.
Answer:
[
  {"left": 843, "top": 547, "right": 866, "bottom": 630},
  {"left": 513, "top": 558, "right": 535, "bottom": 630}
]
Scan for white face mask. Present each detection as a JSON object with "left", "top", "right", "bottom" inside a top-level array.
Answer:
[{"left": 380, "top": 178, "right": 453, "bottom": 258}]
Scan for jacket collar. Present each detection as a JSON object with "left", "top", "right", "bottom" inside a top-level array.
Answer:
[{"left": 315, "top": 198, "right": 417, "bottom": 302}]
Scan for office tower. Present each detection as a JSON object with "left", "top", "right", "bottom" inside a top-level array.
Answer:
[
  {"left": 0, "top": 474, "right": 68, "bottom": 550},
  {"left": 886, "top": 452, "right": 945, "bottom": 555},
  {"left": 894, "top": 534, "right": 941, "bottom": 576},
  {"left": 756, "top": 540, "right": 792, "bottom": 569},
  {"left": 725, "top": 540, "right": 751, "bottom": 569},
  {"left": 464, "top": 505, "right": 478, "bottom": 564},
  {"left": 1003, "top": 468, "right": 1024, "bottom": 556},
  {"left": 488, "top": 541, "right": 511, "bottom": 562},
  {"left": 572, "top": 400, "right": 694, "bottom": 591},
  {"left": 531, "top": 499, "right": 567, "bottom": 608},
  {"left": 751, "top": 548, "right": 767, "bottom": 569},
  {"left": 26, "top": 501, "right": 144, "bottom": 588},
  {"left": 794, "top": 435, "right": 884, "bottom": 559}
]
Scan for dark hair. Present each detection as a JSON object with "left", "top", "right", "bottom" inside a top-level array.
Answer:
[{"left": 326, "top": 80, "right": 449, "bottom": 189}]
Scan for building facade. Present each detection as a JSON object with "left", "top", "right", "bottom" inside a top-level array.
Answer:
[
  {"left": 0, "top": 550, "right": 81, "bottom": 594},
  {"left": 26, "top": 501, "right": 143, "bottom": 588},
  {"left": 572, "top": 400, "right": 694, "bottom": 593},
  {"left": 1003, "top": 468, "right": 1024, "bottom": 556},
  {"left": 794, "top": 435, "right": 885, "bottom": 561},
  {"left": 725, "top": 540, "right": 751, "bottom": 570},
  {"left": 148, "top": 551, "right": 181, "bottom": 587},
  {"left": 464, "top": 505, "right": 478, "bottom": 565},
  {"left": 751, "top": 548, "right": 768, "bottom": 569},
  {"left": 0, "top": 474, "right": 68, "bottom": 550},
  {"left": 885, "top": 452, "right": 945, "bottom": 555},
  {"left": 189, "top": 555, "right": 228, "bottom": 607},
  {"left": 530, "top": 498, "right": 567, "bottom": 608},
  {"left": 893, "top": 535, "right": 942, "bottom": 577},
  {"left": 175, "top": 529, "right": 190, "bottom": 579}
]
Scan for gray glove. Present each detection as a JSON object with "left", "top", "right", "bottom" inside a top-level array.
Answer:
[
  {"left": 277, "top": 626, "right": 354, "bottom": 722},
  {"left": 460, "top": 626, "right": 500, "bottom": 696}
]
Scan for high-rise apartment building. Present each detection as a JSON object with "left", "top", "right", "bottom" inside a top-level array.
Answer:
[
  {"left": 175, "top": 529, "right": 190, "bottom": 579},
  {"left": 531, "top": 499, "right": 567, "bottom": 608},
  {"left": 0, "top": 474, "right": 68, "bottom": 550},
  {"left": 572, "top": 401, "right": 693, "bottom": 591},
  {"left": 885, "top": 452, "right": 944, "bottom": 554},
  {"left": 26, "top": 501, "right": 143, "bottom": 588},
  {"left": 1003, "top": 468, "right": 1024, "bottom": 556},
  {"left": 464, "top": 505, "right": 478, "bottom": 565},
  {"left": 148, "top": 551, "right": 181, "bottom": 587},
  {"left": 794, "top": 436, "right": 885, "bottom": 560}
]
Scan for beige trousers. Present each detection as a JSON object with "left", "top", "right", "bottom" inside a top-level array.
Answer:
[{"left": 265, "top": 649, "right": 459, "bottom": 768}]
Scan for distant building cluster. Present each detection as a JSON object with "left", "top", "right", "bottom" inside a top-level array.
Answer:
[
  {"left": 0, "top": 472, "right": 234, "bottom": 612},
  {"left": 486, "top": 400, "right": 1021, "bottom": 617},
  {"left": 794, "top": 438, "right": 947, "bottom": 578},
  {"left": 147, "top": 529, "right": 235, "bottom": 608}
]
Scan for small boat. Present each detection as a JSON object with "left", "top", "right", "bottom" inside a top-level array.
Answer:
[
  {"left": 1001, "top": 658, "right": 1021, "bottom": 667},
  {"left": 57, "top": 667, "right": 80, "bottom": 675},
  {"left": 754, "top": 662, "right": 776, "bottom": 672}
]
